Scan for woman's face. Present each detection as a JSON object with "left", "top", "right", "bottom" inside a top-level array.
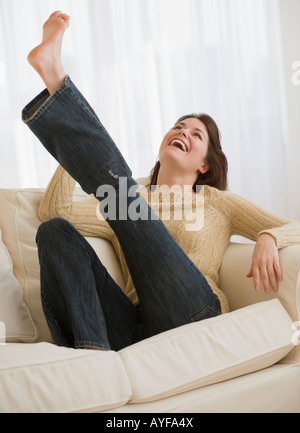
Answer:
[{"left": 159, "top": 117, "right": 210, "bottom": 178}]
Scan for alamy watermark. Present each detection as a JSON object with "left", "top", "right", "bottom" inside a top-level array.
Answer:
[
  {"left": 0, "top": 321, "right": 6, "bottom": 345},
  {"left": 292, "top": 321, "right": 300, "bottom": 346},
  {"left": 291, "top": 61, "right": 300, "bottom": 86},
  {"left": 95, "top": 177, "right": 205, "bottom": 231}
]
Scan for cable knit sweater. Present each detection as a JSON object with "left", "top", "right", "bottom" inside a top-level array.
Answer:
[{"left": 38, "top": 165, "right": 300, "bottom": 313}]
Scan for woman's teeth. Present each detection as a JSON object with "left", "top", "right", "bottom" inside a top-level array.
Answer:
[{"left": 170, "top": 139, "right": 188, "bottom": 152}]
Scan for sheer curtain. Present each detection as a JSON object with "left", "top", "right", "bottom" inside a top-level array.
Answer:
[{"left": 0, "top": 0, "right": 292, "bottom": 216}]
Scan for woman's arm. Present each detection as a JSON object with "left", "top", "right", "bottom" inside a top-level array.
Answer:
[
  {"left": 246, "top": 233, "right": 283, "bottom": 293},
  {"left": 220, "top": 191, "right": 300, "bottom": 246},
  {"left": 38, "top": 165, "right": 114, "bottom": 240},
  {"left": 218, "top": 190, "right": 300, "bottom": 294}
]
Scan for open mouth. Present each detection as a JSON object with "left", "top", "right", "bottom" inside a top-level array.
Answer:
[{"left": 169, "top": 139, "right": 189, "bottom": 153}]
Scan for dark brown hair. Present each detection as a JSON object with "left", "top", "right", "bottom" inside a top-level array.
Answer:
[{"left": 150, "top": 113, "right": 228, "bottom": 192}]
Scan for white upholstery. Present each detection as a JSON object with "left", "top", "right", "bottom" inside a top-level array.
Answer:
[
  {"left": 0, "top": 189, "right": 52, "bottom": 342},
  {"left": 0, "top": 228, "right": 37, "bottom": 342},
  {"left": 107, "top": 364, "right": 300, "bottom": 414},
  {"left": 0, "top": 343, "right": 131, "bottom": 413},
  {"left": 220, "top": 243, "right": 300, "bottom": 363},
  {"left": 0, "top": 188, "right": 299, "bottom": 413},
  {"left": 120, "top": 299, "right": 293, "bottom": 403}
]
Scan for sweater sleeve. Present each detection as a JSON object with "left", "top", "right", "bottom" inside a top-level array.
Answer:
[
  {"left": 38, "top": 165, "right": 114, "bottom": 240},
  {"left": 217, "top": 189, "right": 300, "bottom": 249}
]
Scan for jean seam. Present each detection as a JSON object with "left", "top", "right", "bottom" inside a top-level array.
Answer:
[
  {"left": 189, "top": 305, "right": 221, "bottom": 323},
  {"left": 75, "top": 340, "right": 109, "bottom": 350},
  {"left": 23, "top": 76, "right": 71, "bottom": 125},
  {"left": 41, "top": 292, "right": 72, "bottom": 346},
  {"left": 68, "top": 85, "right": 101, "bottom": 124}
]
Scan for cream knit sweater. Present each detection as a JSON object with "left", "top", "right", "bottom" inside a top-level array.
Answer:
[{"left": 38, "top": 165, "right": 300, "bottom": 313}]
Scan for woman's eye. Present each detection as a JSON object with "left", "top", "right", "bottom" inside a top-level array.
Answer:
[{"left": 194, "top": 133, "right": 201, "bottom": 139}]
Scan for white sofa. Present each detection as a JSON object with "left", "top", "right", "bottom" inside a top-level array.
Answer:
[{"left": 0, "top": 187, "right": 299, "bottom": 414}]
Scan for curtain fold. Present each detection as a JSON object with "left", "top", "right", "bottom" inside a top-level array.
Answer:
[{"left": 0, "top": 0, "right": 292, "bottom": 217}]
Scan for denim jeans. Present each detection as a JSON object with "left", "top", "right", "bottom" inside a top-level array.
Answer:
[{"left": 22, "top": 76, "right": 221, "bottom": 351}]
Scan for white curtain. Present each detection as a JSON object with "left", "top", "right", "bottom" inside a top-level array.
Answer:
[{"left": 0, "top": 0, "right": 292, "bottom": 217}]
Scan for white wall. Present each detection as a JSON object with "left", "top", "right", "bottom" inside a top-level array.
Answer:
[{"left": 278, "top": 0, "right": 300, "bottom": 219}]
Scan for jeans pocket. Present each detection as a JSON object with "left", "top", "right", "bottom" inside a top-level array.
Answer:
[{"left": 189, "top": 305, "right": 221, "bottom": 323}]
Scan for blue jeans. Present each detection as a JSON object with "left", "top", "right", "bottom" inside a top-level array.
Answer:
[{"left": 22, "top": 76, "right": 221, "bottom": 351}]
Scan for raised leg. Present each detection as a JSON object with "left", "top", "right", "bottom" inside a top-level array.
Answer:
[{"left": 25, "top": 12, "right": 221, "bottom": 343}]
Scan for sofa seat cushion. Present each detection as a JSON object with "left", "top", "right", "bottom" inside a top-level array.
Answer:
[
  {"left": 120, "top": 299, "right": 294, "bottom": 403},
  {"left": 0, "top": 343, "right": 131, "bottom": 413}
]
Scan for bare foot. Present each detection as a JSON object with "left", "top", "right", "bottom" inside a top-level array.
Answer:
[{"left": 28, "top": 11, "right": 70, "bottom": 94}]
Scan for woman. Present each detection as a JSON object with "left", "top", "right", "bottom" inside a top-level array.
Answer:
[{"left": 23, "top": 12, "right": 300, "bottom": 351}]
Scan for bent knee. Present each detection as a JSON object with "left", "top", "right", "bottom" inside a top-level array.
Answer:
[{"left": 36, "top": 218, "right": 73, "bottom": 244}]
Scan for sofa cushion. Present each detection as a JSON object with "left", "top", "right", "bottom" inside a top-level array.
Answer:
[
  {"left": 0, "top": 228, "right": 37, "bottom": 343},
  {"left": 0, "top": 189, "right": 50, "bottom": 341},
  {"left": 120, "top": 299, "right": 294, "bottom": 403},
  {"left": 0, "top": 342, "right": 131, "bottom": 413},
  {"left": 0, "top": 188, "right": 124, "bottom": 343}
]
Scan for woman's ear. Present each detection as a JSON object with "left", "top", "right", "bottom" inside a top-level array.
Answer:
[{"left": 198, "top": 163, "right": 209, "bottom": 174}]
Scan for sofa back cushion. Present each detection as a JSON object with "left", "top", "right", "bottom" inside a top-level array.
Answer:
[
  {"left": 0, "top": 189, "right": 45, "bottom": 341},
  {"left": 0, "top": 188, "right": 124, "bottom": 342},
  {"left": 0, "top": 228, "right": 37, "bottom": 342}
]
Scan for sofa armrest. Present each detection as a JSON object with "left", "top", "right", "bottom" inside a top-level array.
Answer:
[
  {"left": 220, "top": 243, "right": 300, "bottom": 322},
  {"left": 220, "top": 243, "right": 300, "bottom": 363}
]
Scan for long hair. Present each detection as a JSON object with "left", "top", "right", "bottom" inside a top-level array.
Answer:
[{"left": 150, "top": 114, "right": 228, "bottom": 192}]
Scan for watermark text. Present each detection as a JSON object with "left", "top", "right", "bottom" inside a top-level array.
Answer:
[
  {"left": 95, "top": 178, "right": 205, "bottom": 231},
  {"left": 0, "top": 321, "right": 6, "bottom": 345},
  {"left": 292, "top": 321, "right": 300, "bottom": 346},
  {"left": 291, "top": 61, "right": 300, "bottom": 86}
]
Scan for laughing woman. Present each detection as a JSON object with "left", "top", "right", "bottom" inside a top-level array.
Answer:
[{"left": 23, "top": 11, "right": 300, "bottom": 351}]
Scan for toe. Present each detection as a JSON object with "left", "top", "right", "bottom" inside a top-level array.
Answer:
[
  {"left": 59, "top": 14, "right": 70, "bottom": 21},
  {"left": 49, "top": 11, "right": 63, "bottom": 19}
]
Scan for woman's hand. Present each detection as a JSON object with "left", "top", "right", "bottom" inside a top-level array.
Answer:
[{"left": 247, "top": 233, "right": 283, "bottom": 294}]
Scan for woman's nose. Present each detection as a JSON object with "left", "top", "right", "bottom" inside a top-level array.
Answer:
[{"left": 179, "top": 129, "right": 188, "bottom": 138}]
